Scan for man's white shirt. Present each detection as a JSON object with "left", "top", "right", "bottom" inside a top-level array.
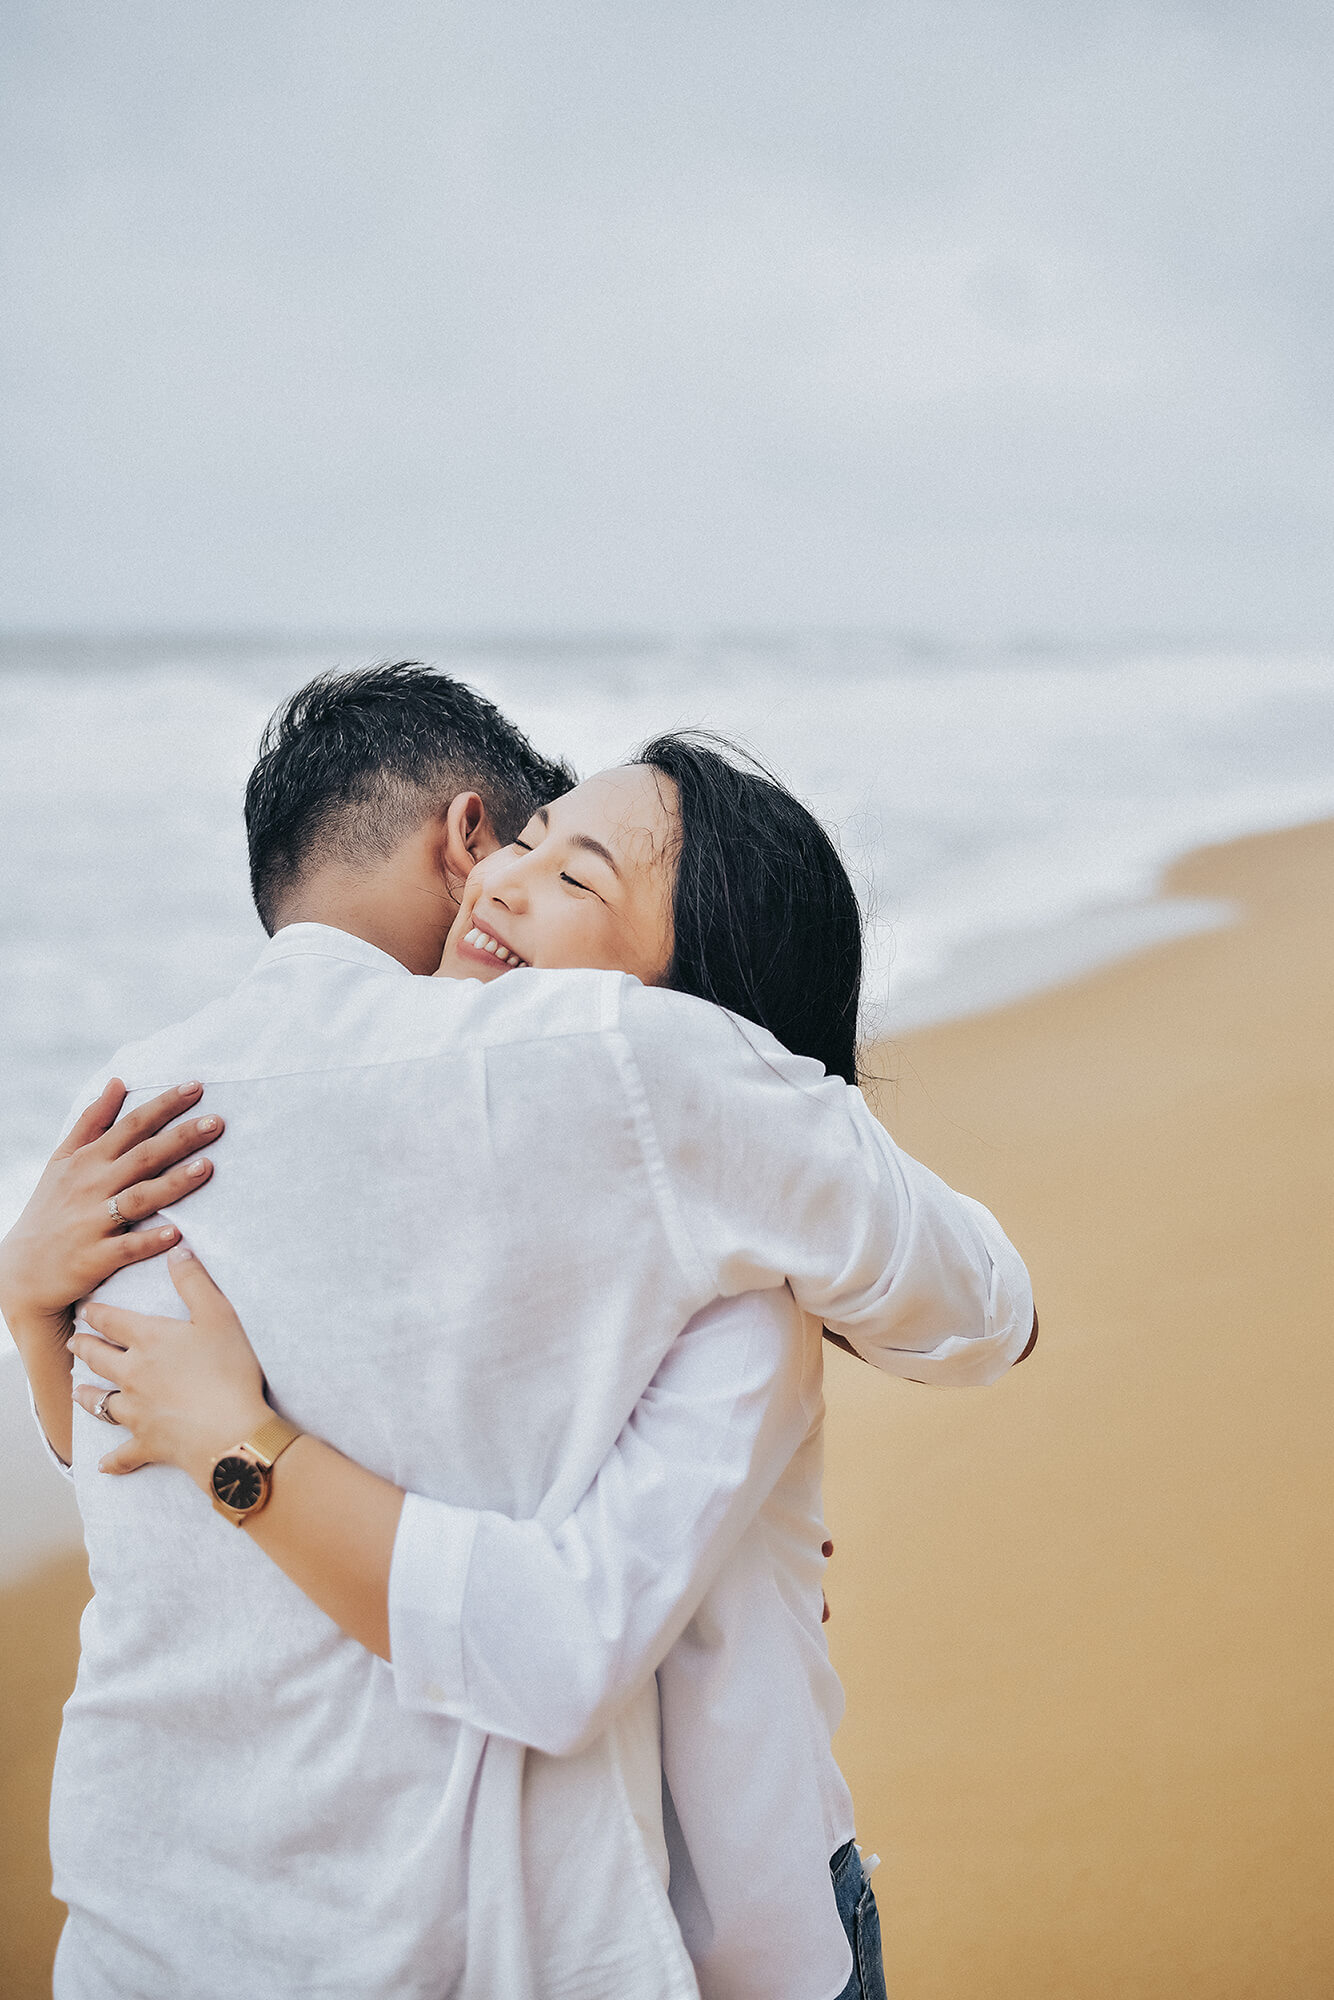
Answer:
[{"left": 37, "top": 925, "right": 1033, "bottom": 2000}]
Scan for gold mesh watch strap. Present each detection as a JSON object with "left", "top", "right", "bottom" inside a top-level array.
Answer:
[{"left": 244, "top": 1414, "right": 303, "bottom": 1470}]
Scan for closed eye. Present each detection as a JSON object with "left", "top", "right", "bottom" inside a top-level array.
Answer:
[{"left": 560, "top": 870, "right": 595, "bottom": 895}]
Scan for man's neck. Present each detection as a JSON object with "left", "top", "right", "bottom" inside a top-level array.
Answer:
[{"left": 274, "top": 873, "right": 457, "bottom": 976}]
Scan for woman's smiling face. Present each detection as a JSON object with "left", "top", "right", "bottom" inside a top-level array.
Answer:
[{"left": 438, "top": 764, "right": 679, "bottom": 989}]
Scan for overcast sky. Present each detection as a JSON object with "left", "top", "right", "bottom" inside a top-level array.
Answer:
[{"left": 2, "top": 1, "right": 1331, "bottom": 641}]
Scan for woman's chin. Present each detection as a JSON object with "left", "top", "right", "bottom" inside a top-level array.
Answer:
[{"left": 436, "top": 947, "right": 510, "bottom": 985}]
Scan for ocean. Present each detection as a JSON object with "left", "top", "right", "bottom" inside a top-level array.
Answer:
[{"left": 4, "top": 631, "right": 1334, "bottom": 1241}]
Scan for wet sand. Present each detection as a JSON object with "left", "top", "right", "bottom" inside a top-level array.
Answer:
[
  {"left": 824, "top": 818, "right": 1334, "bottom": 1997},
  {"left": 4, "top": 818, "right": 1332, "bottom": 1996}
]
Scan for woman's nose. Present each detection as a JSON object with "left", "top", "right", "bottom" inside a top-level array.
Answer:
[{"left": 482, "top": 851, "right": 528, "bottom": 912}]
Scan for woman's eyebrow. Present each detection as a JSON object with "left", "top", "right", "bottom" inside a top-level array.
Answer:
[{"left": 568, "top": 833, "right": 621, "bottom": 878}]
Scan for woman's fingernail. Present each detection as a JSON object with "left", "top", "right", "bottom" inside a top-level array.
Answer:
[
  {"left": 179, "top": 1081, "right": 202, "bottom": 1097},
  {"left": 66, "top": 1337, "right": 76, "bottom": 1351},
  {"left": 158, "top": 1225, "right": 178, "bottom": 1242},
  {"left": 168, "top": 1243, "right": 195, "bottom": 1263},
  {"left": 186, "top": 1159, "right": 208, "bottom": 1177},
  {"left": 197, "top": 1115, "right": 218, "bottom": 1133}
]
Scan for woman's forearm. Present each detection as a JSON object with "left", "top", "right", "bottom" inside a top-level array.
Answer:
[
  {"left": 68, "top": 1244, "right": 402, "bottom": 1659},
  {"left": 237, "top": 1435, "right": 404, "bottom": 1661},
  {"left": 10, "top": 1311, "right": 76, "bottom": 1467}
]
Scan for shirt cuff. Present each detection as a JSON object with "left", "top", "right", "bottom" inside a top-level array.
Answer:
[
  {"left": 967, "top": 1193, "right": 1036, "bottom": 1377},
  {"left": 913, "top": 1194, "right": 1034, "bottom": 1385},
  {"left": 387, "top": 1490, "right": 479, "bottom": 1716},
  {"left": 27, "top": 1376, "right": 75, "bottom": 1481},
  {"left": 848, "top": 1194, "right": 1035, "bottom": 1387}
]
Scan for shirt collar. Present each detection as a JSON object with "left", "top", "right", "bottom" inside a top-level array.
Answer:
[{"left": 256, "top": 922, "right": 414, "bottom": 977}]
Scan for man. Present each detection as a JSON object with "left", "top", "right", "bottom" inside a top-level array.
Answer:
[{"left": 6, "top": 664, "right": 1033, "bottom": 1998}]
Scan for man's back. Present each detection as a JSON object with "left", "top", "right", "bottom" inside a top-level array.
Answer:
[{"left": 57, "top": 926, "right": 703, "bottom": 2000}]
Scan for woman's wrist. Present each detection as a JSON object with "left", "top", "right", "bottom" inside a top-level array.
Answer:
[
  {"left": 2, "top": 1294, "right": 73, "bottom": 1359},
  {"left": 0, "top": 1222, "right": 81, "bottom": 1334},
  {"left": 0, "top": 1242, "right": 45, "bottom": 1339},
  {"left": 185, "top": 1395, "right": 274, "bottom": 1496}
]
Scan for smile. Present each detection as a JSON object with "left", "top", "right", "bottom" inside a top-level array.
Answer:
[{"left": 463, "top": 926, "right": 528, "bottom": 969}]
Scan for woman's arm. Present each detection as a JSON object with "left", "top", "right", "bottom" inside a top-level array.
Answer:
[
  {"left": 0, "top": 1078, "right": 224, "bottom": 1464},
  {"left": 73, "top": 1255, "right": 813, "bottom": 1749}
]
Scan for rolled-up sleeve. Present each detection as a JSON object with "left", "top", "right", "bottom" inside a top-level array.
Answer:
[
  {"left": 387, "top": 1492, "right": 476, "bottom": 1717},
  {"left": 842, "top": 1187, "right": 1034, "bottom": 1385},
  {"left": 388, "top": 1288, "right": 813, "bottom": 1755}
]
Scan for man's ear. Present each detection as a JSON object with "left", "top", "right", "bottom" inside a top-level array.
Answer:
[{"left": 439, "top": 791, "right": 500, "bottom": 894}]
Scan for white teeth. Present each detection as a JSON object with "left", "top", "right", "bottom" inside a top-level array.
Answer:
[{"left": 465, "top": 925, "right": 524, "bottom": 967}]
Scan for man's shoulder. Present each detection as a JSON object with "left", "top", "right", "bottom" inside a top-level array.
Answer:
[
  {"left": 80, "top": 988, "right": 254, "bottom": 1105},
  {"left": 616, "top": 983, "right": 833, "bottom": 1093},
  {"left": 449, "top": 965, "right": 627, "bottom": 1047},
  {"left": 86, "top": 962, "right": 826, "bottom": 1108},
  {"left": 56, "top": 985, "right": 248, "bottom": 1139},
  {"left": 97, "top": 961, "right": 640, "bottom": 1096},
  {"left": 614, "top": 980, "right": 742, "bottom": 1046}
]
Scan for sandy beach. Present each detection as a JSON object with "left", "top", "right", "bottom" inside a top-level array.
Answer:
[
  {"left": 826, "top": 817, "right": 1334, "bottom": 1996},
  {"left": 3, "top": 817, "right": 1331, "bottom": 1997}
]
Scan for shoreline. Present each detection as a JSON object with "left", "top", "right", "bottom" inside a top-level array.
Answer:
[
  {"left": 4, "top": 815, "right": 1332, "bottom": 1996},
  {"left": 882, "top": 886, "right": 1234, "bottom": 1033}
]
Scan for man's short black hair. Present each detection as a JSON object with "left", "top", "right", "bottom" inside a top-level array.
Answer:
[{"left": 245, "top": 661, "right": 574, "bottom": 933}]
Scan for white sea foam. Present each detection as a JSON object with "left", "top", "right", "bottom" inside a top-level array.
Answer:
[{"left": 3, "top": 635, "right": 1333, "bottom": 1247}]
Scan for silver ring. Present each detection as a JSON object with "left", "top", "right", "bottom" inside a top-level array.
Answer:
[
  {"left": 93, "top": 1388, "right": 121, "bottom": 1426},
  {"left": 107, "top": 1194, "right": 128, "bottom": 1230}
]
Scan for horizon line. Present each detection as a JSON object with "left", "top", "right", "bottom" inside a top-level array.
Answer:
[{"left": 1, "top": 622, "right": 1329, "bottom": 658}]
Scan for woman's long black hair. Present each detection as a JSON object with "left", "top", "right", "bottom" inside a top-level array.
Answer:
[{"left": 635, "top": 733, "right": 863, "bottom": 1087}]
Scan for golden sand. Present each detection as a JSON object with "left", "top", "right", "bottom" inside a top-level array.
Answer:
[
  {"left": 1, "top": 1550, "right": 89, "bottom": 1998},
  {"left": 4, "top": 819, "right": 1331, "bottom": 1996},
  {"left": 824, "top": 819, "right": 1334, "bottom": 1997}
]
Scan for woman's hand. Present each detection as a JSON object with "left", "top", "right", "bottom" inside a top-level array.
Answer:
[
  {"left": 0, "top": 1078, "right": 224, "bottom": 1357},
  {"left": 71, "top": 1245, "right": 269, "bottom": 1490}
]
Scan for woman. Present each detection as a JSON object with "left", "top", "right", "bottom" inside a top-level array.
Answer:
[{"left": 7, "top": 738, "right": 916, "bottom": 1996}]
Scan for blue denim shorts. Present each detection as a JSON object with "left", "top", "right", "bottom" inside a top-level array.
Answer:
[{"left": 830, "top": 1840, "right": 887, "bottom": 2000}]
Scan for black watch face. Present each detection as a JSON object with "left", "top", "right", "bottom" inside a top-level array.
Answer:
[{"left": 212, "top": 1455, "right": 264, "bottom": 1513}]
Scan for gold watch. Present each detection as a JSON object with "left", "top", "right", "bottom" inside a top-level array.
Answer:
[{"left": 209, "top": 1414, "right": 303, "bottom": 1526}]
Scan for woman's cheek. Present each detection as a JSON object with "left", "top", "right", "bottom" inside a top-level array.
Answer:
[{"left": 543, "top": 907, "right": 599, "bottom": 972}]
